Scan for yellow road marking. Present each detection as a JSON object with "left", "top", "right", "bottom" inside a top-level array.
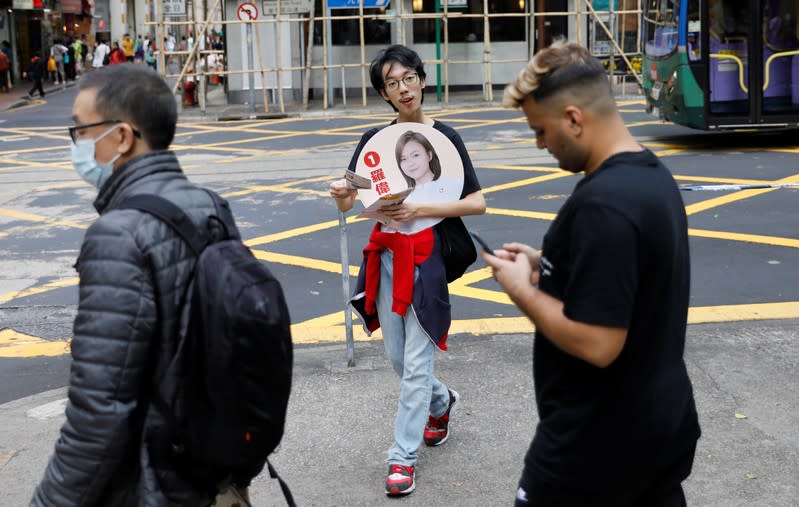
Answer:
[
  {"left": 480, "top": 164, "right": 560, "bottom": 172},
  {"left": 617, "top": 99, "right": 646, "bottom": 106},
  {"left": 0, "top": 145, "right": 62, "bottom": 157},
  {"left": 245, "top": 216, "right": 368, "bottom": 247},
  {"left": 0, "top": 128, "right": 69, "bottom": 142},
  {"left": 4, "top": 301, "right": 799, "bottom": 355},
  {"left": 486, "top": 208, "right": 558, "bottom": 220},
  {"left": 685, "top": 173, "right": 799, "bottom": 216},
  {"left": 673, "top": 174, "right": 779, "bottom": 186},
  {"left": 482, "top": 172, "right": 574, "bottom": 194},
  {"left": 689, "top": 228, "right": 799, "bottom": 249},
  {"left": 650, "top": 148, "right": 685, "bottom": 157},
  {"left": 0, "top": 277, "right": 80, "bottom": 305},
  {"left": 0, "top": 157, "right": 71, "bottom": 169},
  {"left": 290, "top": 301, "right": 799, "bottom": 344},
  {"left": 0, "top": 208, "right": 88, "bottom": 229},
  {"left": 3, "top": 99, "right": 46, "bottom": 113},
  {"left": 0, "top": 329, "right": 70, "bottom": 358},
  {"left": 685, "top": 188, "right": 775, "bottom": 215},
  {"left": 0, "top": 450, "right": 17, "bottom": 469},
  {"left": 626, "top": 120, "right": 666, "bottom": 128},
  {"left": 250, "top": 248, "right": 360, "bottom": 276}
]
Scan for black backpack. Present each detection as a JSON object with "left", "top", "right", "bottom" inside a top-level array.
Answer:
[
  {"left": 118, "top": 193, "right": 295, "bottom": 505},
  {"left": 435, "top": 216, "right": 477, "bottom": 283}
]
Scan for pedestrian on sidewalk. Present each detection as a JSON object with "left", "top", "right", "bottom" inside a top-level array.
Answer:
[
  {"left": 27, "top": 52, "right": 46, "bottom": 98},
  {"left": 72, "top": 38, "right": 84, "bottom": 77},
  {"left": 92, "top": 40, "right": 109, "bottom": 69},
  {"left": 329, "top": 44, "right": 486, "bottom": 497},
  {"left": 29, "top": 63, "right": 250, "bottom": 506},
  {"left": 1, "top": 40, "right": 13, "bottom": 87},
  {"left": 134, "top": 34, "right": 144, "bottom": 62},
  {"left": 65, "top": 40, "right": 76, "bottom": 81},
  {"left": 50, "top": 40, "right": 67, "bottom": 85},
  {"left": 0, "top": 48, "right": 9, "bottom": 93},
  {"left": 484, "top": 40, "right": 701, "bottom": 506},
  {"left": 109, "top": 41, "right": 127, "bottom": 65},
  {"left": 122, "top": 33, "right": 135, "bottom": 62}
]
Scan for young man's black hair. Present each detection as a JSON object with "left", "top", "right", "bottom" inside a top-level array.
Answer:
[{"left": 369, "top": 44, "right": 427, "bottom": 111}]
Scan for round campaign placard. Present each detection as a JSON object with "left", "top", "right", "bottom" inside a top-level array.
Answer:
[{"left": 354, "top": 123, "right": 464, "bottom": 234}]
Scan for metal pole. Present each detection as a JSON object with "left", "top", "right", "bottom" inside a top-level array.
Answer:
[
  {"left": 275, "top": 0, "right": 285, "bottom": 113},
  {"left": 247, "top": 22, "right": 255, "bottom": 113},
  {"left": 338, "top": 211, "right": 355, "bottom": 367},
  {"left": 325, "top": 7, "right": 334, "bottom": 106},
  {"left": 341, "top": 65, "right": 347, "bottom": 106},
  {"left": 157, "top": 0, "right": 167, "bottom": 75},
  {"left": 302, "top": 10, "right": 315, "bottom": 110},
  {"left": 435, "top": 0, "right": 442, "bottom": 102}
]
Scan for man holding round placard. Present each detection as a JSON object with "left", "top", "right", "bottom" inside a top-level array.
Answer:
[{"left": 329, "top": 45, "right": 486, "bottom": 496}]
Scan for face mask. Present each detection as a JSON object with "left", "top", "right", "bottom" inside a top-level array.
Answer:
[{"left": 71, "top": 125, "right": 121, "bottom": 189}]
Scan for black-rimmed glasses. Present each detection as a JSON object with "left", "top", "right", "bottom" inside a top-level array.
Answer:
[
  {"left": 68, "top": 120, "right": 141, "bottom": 143},
  {"left": 384, "top": 73, "right": 419, "bottom": 92}
]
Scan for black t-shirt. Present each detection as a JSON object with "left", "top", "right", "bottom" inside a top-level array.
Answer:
[
  {"left": 346, "top": 120, "right": 481, "bottom": 199},
  {"left": 525, "top": 150, "right": 700, "bottom": 500}
]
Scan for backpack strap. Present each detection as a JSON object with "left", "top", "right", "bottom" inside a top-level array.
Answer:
[
  {"left": 116, "top": 194, "right": 206, "bottom": 256},
  {"left": 267, "top": 459, "right": 296, "bottom": 507},
  {"left": 202, "top": 189, "right": 241, "bottom": 241}
]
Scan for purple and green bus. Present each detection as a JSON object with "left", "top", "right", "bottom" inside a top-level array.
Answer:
[{"left": 643, "top": 0, "right": 799, "bottom": 129}]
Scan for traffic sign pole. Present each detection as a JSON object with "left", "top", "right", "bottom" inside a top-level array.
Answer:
[
  {"left": 237, "top": 2, "right": 259, "bottom": 113},
  {"left": 247, "top": 22, "right": 255, "bottom": 112}
]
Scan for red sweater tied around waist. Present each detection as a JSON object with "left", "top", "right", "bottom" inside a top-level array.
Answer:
[{"left": 363, "top": 223, "right": 435, "bottom": 317}]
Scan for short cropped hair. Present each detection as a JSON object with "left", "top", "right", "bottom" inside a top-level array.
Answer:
[
  {"left": 369, "top": 45, "right": 427, "bottom": 111},
  {"left": 79, "top": 63, "right": 177, "bottom": 150},
  {"left": 395, "top": 130, "right": 441, "bottom": 187},
  {"left": 503, "top": 40, "right": 613, "bottom": 113}
]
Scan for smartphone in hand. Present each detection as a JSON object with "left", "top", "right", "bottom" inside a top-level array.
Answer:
[{"left": 469, "top": 231, "right": 495, "bottom": 255}]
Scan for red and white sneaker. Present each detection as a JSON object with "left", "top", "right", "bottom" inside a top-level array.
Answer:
[
  {"left": 385, "top": 463, "right": 415, "bottom": 496},
  {"left": 424, "top": 389, "right": 460, "bottom": 446}
]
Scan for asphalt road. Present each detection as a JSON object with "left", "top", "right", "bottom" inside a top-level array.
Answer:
[
  {"left": 1, "top": 87, "right": 799, "bottom": 403},
  {"left": 0, "top": 85, "right": 798, "bottom": 506}
]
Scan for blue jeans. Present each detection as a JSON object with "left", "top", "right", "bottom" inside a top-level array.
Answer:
[{"left": 377, "top": 251, "right": 451, "bottom": 466}]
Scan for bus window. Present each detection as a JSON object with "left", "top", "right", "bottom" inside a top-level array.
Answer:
[
  {"left": 710, "top": 1, "right": 751, "bottom": 111},
  {"left": 763, "top": 0, "right": 799, "bottom": 103},
  {"left": 644, "top": 0, "right": 680, "bottom": 58},
  {"left": 687, "top": 0, "right": 701, "bottom": 61}
]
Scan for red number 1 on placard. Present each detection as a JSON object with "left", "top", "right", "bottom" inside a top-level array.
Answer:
[{"left": 364, "top": 151, "right": 381, "bottom": 168}]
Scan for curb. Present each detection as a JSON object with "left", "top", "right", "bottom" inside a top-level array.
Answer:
[{"left": 3, "top": 82, "right": 78, "bottom": 111}]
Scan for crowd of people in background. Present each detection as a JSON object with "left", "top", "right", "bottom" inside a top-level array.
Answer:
[{"left": 21, "top": 29, "right": 226, "bottom": 99}]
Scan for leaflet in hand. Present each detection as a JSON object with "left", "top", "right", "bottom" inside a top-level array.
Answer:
[
  {"left": 344, "top": 171, "right": 372, "bottom": 189},
  {"left": 360, "top": 186, "right": 414, "bottom": 213}
]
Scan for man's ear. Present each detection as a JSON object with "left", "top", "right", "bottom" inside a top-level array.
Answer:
[
  {"left": 117, "top": 123, "right": 138, "bottom": 154},
  {"left": 564, "top": 106, "right": 584, "bottom": 135},
  {"left": 379, "top": 88, "right": 389, "bottom": 101}
]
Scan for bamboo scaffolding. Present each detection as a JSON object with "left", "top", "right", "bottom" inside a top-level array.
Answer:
[
  {"left": 148, "top": 4, "right": 643, "bottom": 110},
  {"left": 358, "top": 1, "right": 366, "bottom": 107},
  {"left": 482, "top": 0, "right": 492, "bottom": 102},
  {"left": 274, "top": 0, "right": 286, "bottom": 113},
  {"left": 303, "top": 10, "right": 315, "bottom": 110},
  {"left": 252, "top": 18, "right": 271, "bottom": 113},
  {"left": 170, "top": 0, "right": 222, "bottom": 96},
  {"left": 322, "top": 0, "right": 329, "bottom": 109}
]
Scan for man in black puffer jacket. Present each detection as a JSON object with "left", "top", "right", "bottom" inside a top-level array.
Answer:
[{"left": 31, "top": 63, "right": 234, "bottom": 506}]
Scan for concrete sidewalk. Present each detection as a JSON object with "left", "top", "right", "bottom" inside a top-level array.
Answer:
[
  {"left": 1, "top": 321, "right": 797, "bottom": 506},
  {"left": 0, "top": 79, "right": 76, "bottom": 111}
]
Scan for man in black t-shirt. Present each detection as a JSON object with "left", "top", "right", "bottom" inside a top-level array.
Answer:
[{"left": 483, "top": 41, "right": 700, "bottom": 506}]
